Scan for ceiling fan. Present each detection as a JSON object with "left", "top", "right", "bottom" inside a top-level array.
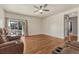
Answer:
[{"left": 33, "top": 4, "right": 50, "bottom": 14}]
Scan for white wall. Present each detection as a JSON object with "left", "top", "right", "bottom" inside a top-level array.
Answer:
[
  {"left": 4, "top": 7, "right": 79, "bottom": 39},
  {"left": 0, "top": 7, "right": 79, "bottom": 40},
  {"left": 42, "top": 13, "right": 64, "bottom": 39},
  {"left": 77, "top": 8, "right": 79, "bottom": 42},
  {"left": 42, "top": 7, "right": 79, "bottom": 39},
  {"left": 27, "top": 16, "right": 41, "bottom": 35},
  {"left": 5, "top": 12, "right": 42, "bottom": 36},
  {"left": 0, "top": 8, "right": 5, "bottom": 28}
]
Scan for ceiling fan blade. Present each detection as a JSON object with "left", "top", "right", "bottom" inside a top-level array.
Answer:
[
  {"left": 43, "top": 4, "right": 47, "bottom": 8},
  {"left": 40, "top": 6, "right": 42, "bottom": 9},
  {"left": 43, "top": 9, "right": 49, "bottom": 11},
  {"left": 40, "top": 12, "right": 43, "bottom": 14},
  {"left": 34, "top": 5, "right": 39, "bottom": 9},
  {"left": 34, "top": 10, "right": 39, "bottom": 13}
]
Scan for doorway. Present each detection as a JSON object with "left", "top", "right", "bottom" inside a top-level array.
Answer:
[{"left": 64, "top": 12, "right": 78, "bottom": 42}]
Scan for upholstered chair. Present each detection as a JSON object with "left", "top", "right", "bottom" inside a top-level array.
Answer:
[{"left": 0, "top": 28, "right": 4, "bottom": 44}]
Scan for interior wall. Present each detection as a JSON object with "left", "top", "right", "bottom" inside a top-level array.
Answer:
[
  {"left": 0, "top": 7, "right": 79, "bottom": 41},
  {"left": 26, "top": 17, "right": 42, "bottom": 35},
  {"left": 0, "top": 8, "right": 5, "bottom": 28},
  {"left": 5, "top": 12, "right": 42, "bottom": 36},
  {"left": 4, "top": 7, "right": 79, "bottom": 39},
  {"left": 42, "top": 13, "right": 64, "bottom": 39},
  {"left": 42, "top": 7, "right": 79, "bottom": 39},
  {"left": 77, "top": 8, "right": 79, "bottom": 42}
]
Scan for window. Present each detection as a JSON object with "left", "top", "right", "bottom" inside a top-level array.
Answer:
[{"left": 7, "top": 18, "right": 23, "bottom": 36}]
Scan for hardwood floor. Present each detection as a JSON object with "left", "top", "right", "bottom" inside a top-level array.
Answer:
[
  {"left": 21, "top": 34, "right": 64, "bottom": 54},
  {"left": 64, "top": 34, "right": 77, "bottom": 42}
]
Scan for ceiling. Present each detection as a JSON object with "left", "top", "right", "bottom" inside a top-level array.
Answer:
[{"left": 0, "top": 4, "right": 79, "bottom": 18}]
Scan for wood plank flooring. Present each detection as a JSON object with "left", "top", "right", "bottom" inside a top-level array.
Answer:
[{"left": 21, "top": 34, "right": 64, "bottom": 54}]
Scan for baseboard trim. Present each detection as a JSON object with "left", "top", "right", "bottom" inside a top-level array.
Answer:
[{"left": 26, "top": 34, "right": 64, "bottom": 40}]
